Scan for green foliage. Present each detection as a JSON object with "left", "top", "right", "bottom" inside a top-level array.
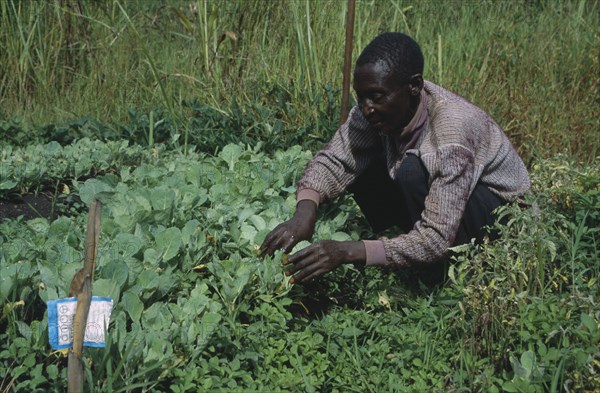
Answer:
[
  {"left": 0, "top": 138, "right": 154, "bottom": 198},
  {"left": 1, "top": 83, "right": 340, "bottom": 156},
  {"left": 0, "top": 0, "right": 598, "bottom": 159},
  {"left": 447, "top": 156, "right": 600, "bottom": 392},
  {"left": 1, "top": 144, "right": 598, "bottom": 391}
]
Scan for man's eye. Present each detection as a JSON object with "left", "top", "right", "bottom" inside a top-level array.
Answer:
[{"left": 372, "top": 94, "right": 385, "bottom": 103}]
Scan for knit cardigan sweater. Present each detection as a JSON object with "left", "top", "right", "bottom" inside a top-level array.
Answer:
[{"left": 297, "top": 81, "right": 531, "bottom": 268}]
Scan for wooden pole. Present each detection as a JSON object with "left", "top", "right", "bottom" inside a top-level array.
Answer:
[
  {"left": 340, "top": 0, "right": 356, "bottom": 126},
  {"left": 68, "top": 276, "right": 91, "bottom": 393},
  {"left": 68, "top": 199, "right": 102, "bottom": 393}
]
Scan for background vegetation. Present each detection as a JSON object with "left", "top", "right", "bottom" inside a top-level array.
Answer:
[{"left": 1, "top": 0, "right": 598, "bottom": 159}]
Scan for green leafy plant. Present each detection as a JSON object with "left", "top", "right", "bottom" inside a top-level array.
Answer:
[{"left": 1, "top": 144, "right": 598, "bottom": 392}]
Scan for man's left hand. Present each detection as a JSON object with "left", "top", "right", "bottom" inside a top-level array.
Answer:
[{"left": 283, "top": 240, "right": 366, "bottom": 283}]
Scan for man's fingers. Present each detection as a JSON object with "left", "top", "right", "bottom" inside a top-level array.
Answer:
[
  {"left": 259, "top": 239, "right": 276, "bottom": 256},
  {"left": 300, "top": 268, "right": 327, "bottom": 283},
  {"left": 259, "top": 232, "right": 276, "bottom": 254},
  {"left": 292, "top": 262, "right": 324, "bottom": 283},
  {"left": 282, "top": 236, "right": 297, "bottom": 255},
  {"left": 286, "top": 248, "right": 318, "bottom": 275},
  {"left": 287, "top": 261, "right": 312, "bottom": 282},
  {"left": 287, "top": 244, "right": 315, "bottom": 265},
  {"left": 260, "top": 227, "right": 286, "bottom": 255},
  {"left": 261, "top": 230, "right": 301, "bottom": 258}
]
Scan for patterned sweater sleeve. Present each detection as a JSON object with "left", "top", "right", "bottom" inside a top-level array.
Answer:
[{"left": 297, "top": 106, "right": 381, "bottom": 202}]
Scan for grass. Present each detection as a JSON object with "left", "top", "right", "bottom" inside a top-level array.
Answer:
[{"left": 0, "top": 0, "right": 598, "bottom": 161}]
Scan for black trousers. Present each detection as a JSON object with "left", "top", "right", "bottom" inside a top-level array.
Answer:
[{"left": 349, "top": 154, "right": 505, "bottom": 263}]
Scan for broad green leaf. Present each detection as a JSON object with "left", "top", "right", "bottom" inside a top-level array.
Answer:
[
  {"left": 331, "top": 232, "right": 351, "bottom": 241},
  {"left": 15, "top": 321, "right": 32, "bottom": 339},
  {"left": 46, "top": 365, "right": 59, "bottom": 380},
  {"left": 199, "top": 312, "right": 221, "bottom": 345},
  {"left": 122, "top": 290, "right": 144, "bottom": 322},
  {"left": 510, "top": 354, "right": 529, "bottom": 380},
  {"left": 101, "top": 259, "right": 129, "bottom": 290},
  {"left": 0, "top": 180, "right": 17, "bottom": 190},
  {"left": 237, "top": 207, "right": 255, "bottom": 224},
  {"left": 155, "top": 227, "right": 182, "bottom": 262},
  {"left": 187, "top": 322, "right": 199, "bottom": 344},
  {"left": 341, "top": 326, "right": 364, "bottom": 337},
  {"left": 79, "top": 178, "right": 114, "bottom": 205},
  {"left": 37, "top": 264, "right": 60, "bottom": 292},
  {"left": 145, "top": 338, "right": 168, "bottom": 364},
  {"left": 94, "top": 278, "right": 121, "bottom": 303},
  {"left": 537, "top": 341, "right": 547, "bottom": 357},
  {"left": 181, "top": 219, "right": 200, "bottom": 245},
  {"left": 0, "top": 268, "right": 14, "bottom": 301},
  {"left": 291, "top": 240, "right": 311, "bottom": 253},
  {"left": 3, "top": 239, "right": 25, "bottom": 261},
  {"left": 249, "top": 215, "right": 266, "bottom": 231},
  {"left": 520, "top": 350, "right": 536, "bottom": 374},
  {"left": 143, "top": 248, "right": 161, "bottom": 265},
  {"left": 27, "top": 218, "right": 49, "bottom": 234},
  {"left": 501, "top": 382, "right": 520, "bottom": 392},
  {"left": 240, "top": 223, "right": 257, "bottom": 243},
  {"left": 157, "top": 266, "right": 179, "bottom": 296},
  {"left": 183, "top": 284, "right": 210, "bottom": 315},
  {"left": 545, "top": 239, "right": 557, "bottom": 262},
  {"left": 45, "top": 141, "right": 62, "bottom": 154},
  {"left": 149, "top": 187, "right": 176, "bottom": 211},
  {"left": 38, "top": 286, "right": 58, "bottom": 303},
  {"left": 114, "top": 233, "right": 143, "bottom": 257},
  {"left": 48, "top": 217, "right": 76, "bottom": 246},
  {"left": 133, "top": 194, "right": 152, "bottom": 211},
  {"left": 221, "top": 144, "right": 243, "bottom": 171},
  {"left": 447, "top": 264, "right": 457, "bottom": 284},
  {"left": 254, "top": 228, "right": 270, "bottom": 246},
  {"left": 143, "top": 303, "right": 171, "bottom": 331},
  {"left": 136, "top": 269, "right": 159, "bottom": 291},
  {"left": 581, "top": 313, "right": 597, "bottom": 332}
]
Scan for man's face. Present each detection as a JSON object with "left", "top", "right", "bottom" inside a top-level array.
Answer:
[{"left": 353, "top": 61, "right": 414, "bottom": 134}]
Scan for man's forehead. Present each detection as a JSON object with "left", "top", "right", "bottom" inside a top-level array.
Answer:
[
  {"left": 353, "top": 61, "right": 398, "bottom": 88},
  {"left": 355, "top": 60, "right": 393, "bottom": 75}
]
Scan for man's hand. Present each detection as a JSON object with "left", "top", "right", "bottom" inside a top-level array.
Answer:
[
  {"left": 283, "top": 240, "right": 366, "bottom": 283},
  {"left": 260, "top": 200, "right": 317, "bottom": 256}
]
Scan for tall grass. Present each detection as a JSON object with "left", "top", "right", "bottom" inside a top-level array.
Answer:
[{"left": 0, "top": 0, "right": 598, "bottom": 160}]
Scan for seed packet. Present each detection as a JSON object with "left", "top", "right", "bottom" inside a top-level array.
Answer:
[{"left": 47, "top": 296, "right": 113, "bottom": 350}]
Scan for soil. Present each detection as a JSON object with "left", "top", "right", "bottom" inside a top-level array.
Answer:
[{"left": 0, "top": 193, "right": 83, "bottom": 222}]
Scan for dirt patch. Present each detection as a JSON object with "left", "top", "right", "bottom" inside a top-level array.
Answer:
[
  {"left": 0, "top": 194, "right": 55, "bottom": 221},
  {"left": 0, "top": 193, "right": 83, "bottom": 222}
]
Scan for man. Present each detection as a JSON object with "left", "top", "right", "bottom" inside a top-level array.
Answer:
[{"left": 260, "top": 32, "right": 530, "bottom": 284}]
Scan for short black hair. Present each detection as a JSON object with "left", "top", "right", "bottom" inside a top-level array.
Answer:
[{"left": 355, "top": 32, "right": 424, "bottom": 84}]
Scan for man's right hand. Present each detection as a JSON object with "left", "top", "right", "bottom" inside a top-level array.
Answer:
[{"left": 259, "top": 200, "right": 317, "bottom": 256}]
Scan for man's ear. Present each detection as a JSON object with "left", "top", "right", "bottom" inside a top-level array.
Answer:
[{"left": 408, "top": 74, "right": 424, "bottom": 96}]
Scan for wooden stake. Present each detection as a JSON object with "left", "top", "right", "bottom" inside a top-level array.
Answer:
[
  {"left": 68, "top": 199, "right": 101, "bottom": 393},
  {"left": 340, "top": 0, "right": 356, "bottom": 126},
  {"left": 68, "top": 276, "right": 91, "bottom": 393}
]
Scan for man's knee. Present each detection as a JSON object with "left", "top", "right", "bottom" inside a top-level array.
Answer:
[
  {"left": 455, "top": 184, "right": 506, "bottom": 245},
  {"left": 394, "top": 154, "right": 429, "bottom": 190}
]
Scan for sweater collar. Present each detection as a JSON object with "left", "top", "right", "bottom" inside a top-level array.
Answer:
[
  {"left": 393, "top": 89, "right": 429, "bottom": 157},
  {"left": 397, "top": 88, "right": 429, "bottom": 143}
]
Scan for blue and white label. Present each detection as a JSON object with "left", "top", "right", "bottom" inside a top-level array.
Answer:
[{"left": 47, "top": 296, "right": 113, "bottom": 350}]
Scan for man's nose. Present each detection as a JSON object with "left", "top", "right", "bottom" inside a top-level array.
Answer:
[{"left": 361, "top": 100, "right": 374, "bottom": 118}]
